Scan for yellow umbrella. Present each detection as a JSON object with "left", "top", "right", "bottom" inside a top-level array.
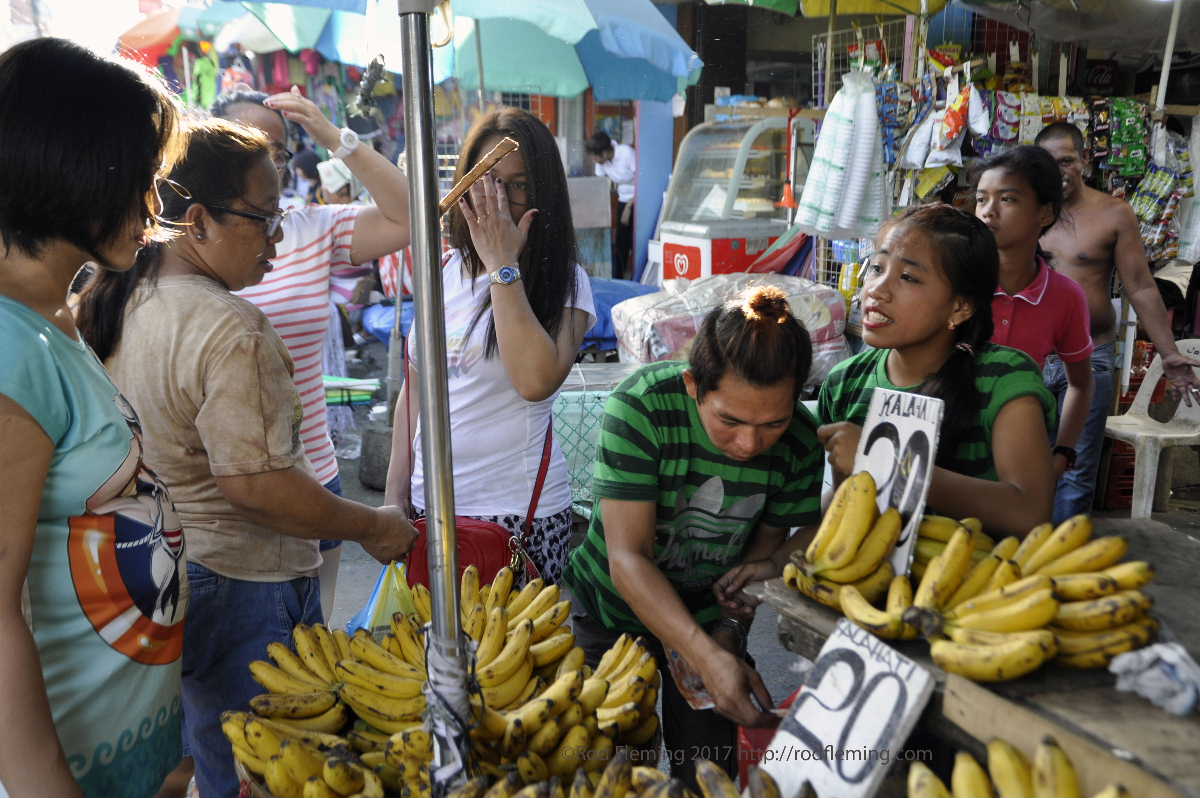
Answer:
[{"left": 800, "top": 0, "right": 945, "bottom": 14}]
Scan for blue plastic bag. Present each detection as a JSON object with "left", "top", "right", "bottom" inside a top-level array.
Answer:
[{"left": 345, "top": 562, "right": 416, "bottom": 639}]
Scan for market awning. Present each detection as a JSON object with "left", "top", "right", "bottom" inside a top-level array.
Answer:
[{"left": 959, "top": 0, "right": 1200, "bottom": 53}]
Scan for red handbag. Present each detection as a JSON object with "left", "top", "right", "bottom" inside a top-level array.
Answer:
[{"left": 401, "top": 332, "right": 552, "bottom": 588}]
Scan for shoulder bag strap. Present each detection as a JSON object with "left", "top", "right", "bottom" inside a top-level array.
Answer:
[{"left": 521, "top": 420, "right": 554, "bottom": 540}]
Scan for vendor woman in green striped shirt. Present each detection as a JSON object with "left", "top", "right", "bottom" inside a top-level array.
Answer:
[
  {"left": 818, "top": 204, "right": 1058, "bottom": 538},
  {"left": 564, "top": 286, "right": 822, "bottom": 787}
]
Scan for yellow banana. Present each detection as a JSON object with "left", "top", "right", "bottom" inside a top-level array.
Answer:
[
  {"left": 387, "top": 616, "right": 427, "bottom": 669},
  {"left": 814, "top": 471, "right": 878, "bottom": 571},
  {"left": 987, "top": 738, "right": 1033, "bottom": 798},
  {"left": 840, "top": 583, "right": 902, "bottom": 639},
  {"left": 747, "top": 767, "right": 783, "bottom": 798},
  {"left": 323, "top": 753, "right": 366, "bottom": 796},
  {"left": 806, "top": 471, "right": 861, "bottom": 563},
  {"left": 249, "top": 689, "right": 337, "bottom": 720},
  {"left": 265, "top": 753, "right": 303, "bottom": 797},
  {"left": 593, "top": 634, "right": 631, "bottom": 679},
  {"left": 1103, "top": 561, "right": 1155, "bottom": 590},
  {"left": 596, "top": 702, "right": 641, "bottom": 736},
  {"left": 1032, "top": 735, "right": 1080, "bottom": 798},
  {"left": 278, "top": 738, "right": 326, "bottom": 783},
  {"left": 506, "top": 578, "right": 546, "bottom": 618},
  {"left": 1035, "top": 536, "right": 1128, "bottom": 577},
  {"left": 555, "top": 646, "right": 586, "bottom": 679},
  {"left": 347, "top": 728, "right": 389, "bottom": 753},
  {"left": 278, "top": 701, "right": 349, "bottom": 733},
  {"left": 1012, "top": 521, "right": 1055, "bottom": 571},
  {"left": 335, "top": 660, "right": 424, "bottom": 699},
  {"left": 243, "top": 716, "right": 287, "bottom": 760},
  {"left": 464, "top": 603, "right": 486, "bottom": 642},
  {"left": 331, "top": 628, "right": 352, "bottom": 663},
  {"left": 478, "top": 619, "right": 534, "bottom": 687},
  {"left": 945, "top": 575, "right": 1053, "bottom": 620},
  {"left": 944, "top": 627, "right": 1058, "bottom": 657},
  {"left": 575, "top": 676, "right": 609, "bottom": 715},
  {"left": 231, "top": 743, "right": 269, "bottom": 777},
  {"left": 412, "top": 583, "right": 433, "bottom": 625},
  {"left": 908, "top": 761, "right": 952, "bottom": 798},
  {"left": 946, "top": 588, "right": 1058, "bottom": 634},
  {"left": 526, "top": 716, "right": 562, "bottom": 756},
  {"left": 470, "top": 698, "right": 508, "bottom": 740},
  {"left": 558, "top": 700, "right": 585, "bottom": 730},
  {"left": 483, "top": 656, "right": 534, "bottom": 710},
  {"left": 951, "top": 751, "right": 992, "bottom": 798},
  {"left": 991, "top": 536, "right": 1020, "bottom": 560},
  {"left": 916, "top": 538, "right": 948, "bottom": 563},
  {"left": 254, "top": 716, "right": 348, "bottom": 749},
  {"left": 547, "top": 724, "right": 591, "bottom": 777},
  {"left": 476, "top": 605, "right": 509, "bottom": 666},
  {"left": 510, "top": 584, "right": 560, "bottom": 630},
  {"left": 350, "top": 631, "right": 425, "bottom": 680},
  {"left": 529, "top": 600, "right": 571, "bottom": 643},
  {"left": 509, "top": 669, "right": 541, "bottom": 709},
  {"left": 310, "top": 625, "right": 341, "bottom": 679},
  {"left": 461, "top": 564, "right": 481, "bottom": 615},
  {"left": 530, "top": 630, "right": 576, "bottom": 667},
  {"left": 887, "top": 574, "right": 920, "bottom": 639},
  {"left": 386, "top": 728, "right": 432, "bottom": 763},
  {"left": 1054, "top": 590, "right": 1152, "bottom": 632},
  {"left": 339, "top": 682, "right": 425, "bottom": 724},
  {"left": 603, "top": 675, "right": 648, "bottom": 710},
  {"left": 1052, "top": 572, "right": 1120, "bottom": 601},
  {"left": 516, "top": 750, "right": 549, "bottom": 783},
  {"left": 622, "top": 713, "right": 659, "bottom": 746},
  {"left": 945, "top": 553, "right": 1004, "bottom": 610},
  {"left": 1090, "top": 784, "right": 1130, "bottom": 798},
  {"left": 984, "top": 559, "right": 1021, "bottom": 594},
  {"left": 486, "top": 566, "right": 514, "bottom": 613},
  {"left": 302, "top": 775, "right": 337, "bottom": 798},
  {"left": 919, "top": 515, "right": 963, "bottom": 542},
  {"left": 569, "top": 769, "right": 593, "bottom": 798},
  {"left": 221, "top": 711, "right": 251, "bottom": 750},
  {"left": 250, "top": 660, "right": 326, "bottom": 695},
  {"left": 633, "top": 765, "right": 669, "bottom": 792},
  {"left": 695, "top": 758, "right": 739, "bottom": 798},
  {"left": 294, "top": 624, "right": 336, "bottom": 684},
  {"left": 592, "top": 749, "right": 632, "bottom": 797},
  {"left": 914, "top": 527, "right": 974, "bottom": 610},
  {"left": 1023, "top": 515, "right": 1093, "bottom": 575},
  {"left": 853, "top": 560, "right": 895, "bottom": 604},
  {"left": 931, "top": 636, "right": 1048, "bottom": 682},
  {"left": 266, "top": 641, "right": 327, "bottom": 688},
  {"left": 813, "top": 507, "right": 901, "bottom": 583},
  {"left": 1054, "top": 617, "right": 1158, "bottom": 668}
]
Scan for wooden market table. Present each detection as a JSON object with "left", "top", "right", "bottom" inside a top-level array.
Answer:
[{"left": 751, "top": 519, "right": 1200, "bottom": 797}]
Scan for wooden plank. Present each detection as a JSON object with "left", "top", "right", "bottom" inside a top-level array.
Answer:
[{"left": 941, "top": 675, "right": 1185, "bottom": 797}]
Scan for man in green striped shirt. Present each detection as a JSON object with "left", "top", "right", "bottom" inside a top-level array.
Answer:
[{"left": 563, "top": 287, "right": 822, "bottom": 786}]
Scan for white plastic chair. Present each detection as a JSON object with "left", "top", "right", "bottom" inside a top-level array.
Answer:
[{"left": 1103, "top": 339, "right": 1200, "bottom": 519}]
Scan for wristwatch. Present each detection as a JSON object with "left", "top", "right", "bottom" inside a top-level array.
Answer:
[
  {"left": 332, "top": 127, "right": 360, "bottom": 159},
  {"left": 1053, "top": 445, "right": 1078, "bottom": 470},
  {"left": 489, "top": 265, "right": 522, "bottom": 286},
  {"left": 713, "top": 617, "right": 750, "bottom": 655}
]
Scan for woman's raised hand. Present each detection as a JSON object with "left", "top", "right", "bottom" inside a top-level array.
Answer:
[{"left": 459, "top": 172, "right": 536, "bottom": 274}]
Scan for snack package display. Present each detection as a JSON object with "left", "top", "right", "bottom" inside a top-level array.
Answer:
[
  {"left": 990, "top": 90, "right": 1020, "bottom": 144},
  {"left": 1110, "top": 98, "right": 1149, "bottom": 178},
  {"left": 939, "top": 77, "right": 970, "bottom": 149},
  {"left": 1019, "top": 92, "right": 1043, "bottom": 145}
]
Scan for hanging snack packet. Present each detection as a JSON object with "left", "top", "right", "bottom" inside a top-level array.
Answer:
[
  {"left": 990, "top": 91, "right": 1020, "bottom": 143},
  {"left": 1019, "top": 92, "right": 1042, "bottom": 145},
  {"left": 941, "top": 77, "right": 970, "bottom": 149}
]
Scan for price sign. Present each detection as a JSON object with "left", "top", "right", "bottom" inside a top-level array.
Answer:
[
  {"left": 761, "top": 619, "right": 934, "bottom": 798},
  {"left": 851, "top": 388, "right": 943, "bottom": 577}
]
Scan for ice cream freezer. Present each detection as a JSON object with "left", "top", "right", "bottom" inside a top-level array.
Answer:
[{"left": 651, "top": 115, "right": 815, "bottom": 280}]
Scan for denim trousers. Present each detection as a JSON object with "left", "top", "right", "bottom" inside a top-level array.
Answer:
[
  {"left": 1043, "top": 342, "right": 1117, "bottom": 523},
  {"left": 319, "top": 473, "right": 343, "bottom": 551},
  {"left": 181, "top": 563, "right": 323, "bottom": 797}
]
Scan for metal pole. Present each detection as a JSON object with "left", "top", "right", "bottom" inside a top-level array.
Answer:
[
  {"left": 1154, "top": 0, "right": 1182, "bottom": 112},
  {"left": 397, "top": 2, "right": 469, "bottom": 794},
  {"left": 474, "top": 17, "right": 486, "bottom": 109},
  {"left": 182, "top": 45, "right": 193, "bottom": 104}
]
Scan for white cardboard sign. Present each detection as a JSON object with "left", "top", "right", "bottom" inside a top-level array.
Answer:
[
  {"left": 851, "top": 388, "right": 944, "bottom": 577},
  {"left": 761, "top": 619, "right": 935, "bottom": 798}
]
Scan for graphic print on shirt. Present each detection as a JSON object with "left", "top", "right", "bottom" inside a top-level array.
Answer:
[
  {"left": 443, "top": 277, "right": 488, "bottom": 380},
  {"left": 67, "top": 394, "right": 187, "bottom": 665},
  {"left": 655, "top": 476, "right": 764, "bottom": 589}
]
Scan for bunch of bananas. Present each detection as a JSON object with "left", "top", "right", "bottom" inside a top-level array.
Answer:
[
  {"left": 790, "top": 506, "right": 1158, "bottom": 682},
  {"left": 781, "top": 471, "right": 901, "bottom": 612},
  {"left": 907, "top": 733, "right": 1135, "bottom": 798},
  {"left": 446, "top": 753, "right": 790, "bottom": 798}
]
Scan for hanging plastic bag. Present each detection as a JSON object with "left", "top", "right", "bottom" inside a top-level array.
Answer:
[
  {"left": 926, "top": 111, "right": 965, "bottom": 168},
  {"left": 967, "top": 62, "right": 991, "bottom": 137},
  {"left": 899, "top": 107, "right": 937, "bottom": 169},
  {"left": 346, "top": 561, "right": 417, "bottom": 638}
]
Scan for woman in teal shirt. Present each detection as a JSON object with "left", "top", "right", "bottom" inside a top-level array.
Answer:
[{"left": 0, "top": 39, "right": 185, "bottom": 796}]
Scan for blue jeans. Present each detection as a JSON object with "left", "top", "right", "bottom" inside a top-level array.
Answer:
[
  {"left": 1043, "top": 342, "right": 1116, "bottom": 523},
  {"left": 181, "top": 563, "right": 323, "bottom": 797},
  {"left": 320, "top": 474, "right": 343, "bottom": 551}
]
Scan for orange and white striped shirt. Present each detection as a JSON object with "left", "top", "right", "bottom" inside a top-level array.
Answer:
[{"left": 236, "top": 204, "right": 361, "bottom": 486}]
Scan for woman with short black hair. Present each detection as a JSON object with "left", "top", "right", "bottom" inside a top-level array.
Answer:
[{"left": 0, "top": 37, "right": 184, "bottom": 797}]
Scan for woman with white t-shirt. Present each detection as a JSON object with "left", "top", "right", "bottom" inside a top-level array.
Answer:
[{"left": 385, "top": 108, "right": 596, "bottom": 584}]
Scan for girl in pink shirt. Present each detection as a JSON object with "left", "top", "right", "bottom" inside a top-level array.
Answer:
[{"left": 975, "top": 146, "right": 1094, "bottom": 481}]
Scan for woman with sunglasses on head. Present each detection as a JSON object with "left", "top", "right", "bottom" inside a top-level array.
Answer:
[
  {"left": 385, "top": 108, "right": 596, "bottom": 584},
  {"left": 212, "top": 88, "right": 413, "bottom": 621},
  {"left": 75, "top": 118, "right": 416, "bottom": 798}
]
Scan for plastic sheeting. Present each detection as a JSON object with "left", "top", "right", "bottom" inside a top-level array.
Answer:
[{"left": 610, "top": 273, "right": 850, "bottom": 392}]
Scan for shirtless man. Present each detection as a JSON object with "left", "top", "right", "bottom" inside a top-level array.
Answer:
[{"left": 1037, "top": 122, "right": 1200, "bottom": 522}]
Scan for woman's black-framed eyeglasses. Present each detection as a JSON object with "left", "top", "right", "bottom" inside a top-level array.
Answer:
[{"left": 206, "top": 204, "right": 289, "bottom": 238}]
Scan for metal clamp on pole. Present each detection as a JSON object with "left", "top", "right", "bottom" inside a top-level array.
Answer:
[{"left": 397, "top": 2, "right": 470, "bottom": 795}]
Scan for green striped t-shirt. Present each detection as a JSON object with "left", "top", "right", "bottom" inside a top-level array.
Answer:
[
  {"left": 563, "top": 361, "right": 823, "bottom": 634},
  {"left": 817, "top": 344, "right": 1056, "bottom": 480}
]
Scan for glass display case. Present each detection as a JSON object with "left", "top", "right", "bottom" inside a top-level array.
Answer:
[{"left": 660, "top": 117, "right": 790, "bottom": 240}]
